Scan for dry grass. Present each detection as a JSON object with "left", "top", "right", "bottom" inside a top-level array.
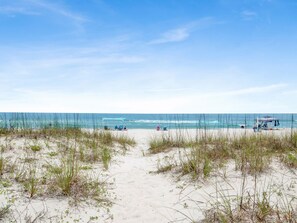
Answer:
[
  {"left": 151, "top": 131, "right": 297, "bottom": 178},
  {"left": 149, "top": 134, "right": 188, "bottom": 154},
  {"left": 0, "top": 126, "right": 136, "bottom": 219},
  {"left": 200, "top": 182, "right": 297, "bottom": 223},
  {"left": 150, "top": 130, "right": 297, "bottom": 222}
]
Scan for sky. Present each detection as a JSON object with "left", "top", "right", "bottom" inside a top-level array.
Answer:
[{"left": 0, "top": 0, "right": 296, "bottom": 113}]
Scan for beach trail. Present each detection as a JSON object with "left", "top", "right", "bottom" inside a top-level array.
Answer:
[{"left": 109, "top": 130, "right": 200, "bottom": 223}]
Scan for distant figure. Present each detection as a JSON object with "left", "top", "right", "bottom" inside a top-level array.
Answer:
[
  {"left": 10, "top": 124, "right": 14, "bottom": 130},
  {"left": 163, "top": 126, "right": 168, "bottom": 131},
  {"left": 124, "top": 126, "right": 127, "bottom": 130},
  {"left": 156, "top": 125, "right": 160, "bottom": 131},
  {"left": 253, "top": 125, "right": 260, "bottom": 132},
  {"left": 115, "top": 125, "right": 118, "bottom": 130}
]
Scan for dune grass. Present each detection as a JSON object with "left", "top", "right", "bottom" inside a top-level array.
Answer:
[
  {"left": 0, "top": 126, "right": 135, "bottom": 211},
  {"left": 0, "top": 126, "right": 134, "bottom": 223},
  {"left": 200, "top": 178, "right": 297, "bottom": 223},
  {"left": 1, "top": 123, "right": 297, "bottom": 222},
  {"left": 113, "top": 134, "right": 136, "bottom": 150},
  {"left": 282, "top": 152, "right": 297, "bottom": 168},
  {"left": 149, "top": 134, "right": 189, "bottom": 154},
  {"left": 0, "top": 195, "right": 11, "bottom": 220},
  {"left": 151, "top": 131, "right": 297, "bottom": 178},
  {"left": 151, "top": 130, "right": 297, "bottom": 222}
]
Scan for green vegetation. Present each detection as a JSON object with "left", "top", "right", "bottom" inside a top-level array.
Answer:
[
  {"left": 23, "top": 169, "right": 39, "bottom": 198},
  {"left": 201, "top": 183, "right": 297, "bottom": 223},
  {"left": 101, "top": 146, "right": 111, "bottom": 170},
  {"left": 281, "top": 151, "right": 297, "bottom": 168},
  {"left": 113, "top": 134, "right": 136, "bottom": 150},
  {"left": 1, "top": 123, "right": 297, "bottom": 222},
  {"left": 149, "top": 134, "right": 188, "bottom": 154},
  {"left": 30, "top": 145, "right": 42, "bottom": 152},
  {"left": 0, "top": 126, "right": 136, "bottom": 215},
  {"left": 55, "top": 153, "right": 79, "bottom": 196},
  {"left": 150, "top": 132, "right": 297, "bottom": 178},
  {"left": 0, "top": 201, "right": 10, "bottom": 220},
  {"left": 48, "top": 151, "right": 58, "bottom": 157},
  {"left": 0, "top": 189, "right": 14, "bottom": 220}
]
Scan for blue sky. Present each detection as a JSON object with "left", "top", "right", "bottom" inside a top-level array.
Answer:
[{"left": 0, "top": 0, "right": 296, "bottom": 113}]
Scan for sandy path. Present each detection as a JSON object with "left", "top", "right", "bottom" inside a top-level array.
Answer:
[{"left": 109, "top": 130, "right": 199, "bottom": 223}]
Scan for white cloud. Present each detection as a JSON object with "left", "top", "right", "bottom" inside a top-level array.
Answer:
[
  {"left": 144, "top": 84, "right": 287, "bottom": 98},
  {"left": 0, "top": 42, "right": 147, "bottom": 104},
  {"left": 18, "top": 55, "right": 145, "bottom": 70},
  {"left": 148, "top": 17, "right": 218, "bottom": 45},
  {"left": 219, "top": 84, "right": 287, "bottom": 96},
  {"left": 0, "top": 83, "right": 290, "bottom": 113},
  {"left": 0, "top": 0, "right": 88, "bottom": 23},
  {"left": 144, "top": 88, "right": 191, "bottom": 93},
  {"left": 0, "top": 42, "right": 145, "bottom": 72},
  {"left": 281, "top": 90, "right": 297, "bottom": 95},
  {"left": 148, "top": 27, "right": 190, "bottom": 44},
  {"left": 27, "top": 0, "right": 88, "bottom": 23},
  {"left": 241, "top": 10, "right": 257, "bottom": 20},
  {"left": 0, "top": 6, "right": 40, "bottom": 15}
]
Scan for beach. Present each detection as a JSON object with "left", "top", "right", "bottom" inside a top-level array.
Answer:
[
  {"left": 0, "top": 128, "right": 297, "bottom": 222},
  {"left": 1, "top": 0, "right": 297, "bottom": 221}
]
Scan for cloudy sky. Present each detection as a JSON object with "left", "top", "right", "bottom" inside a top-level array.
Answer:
[{"left": 0, "top": 0, "right": 296, "bottom": 113}]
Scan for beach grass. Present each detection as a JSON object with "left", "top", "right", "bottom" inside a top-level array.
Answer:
[
  {"left": 0, "top": 126, "right": 135, "bottom": 210},
  {"left": 149, "top": 134, "right": 188, "bottom": 154},
  {"left": 1, "top": 123, "right": 297, "bottom": 222},
  {"left": 200, "top": 177, "right": 297, "bottom": 223},
  {"left": 149, "top": 129, "right": 297, "bottom": 222},
  {"left": 151, "top": 131, "right": 297, "bottom": 178}
]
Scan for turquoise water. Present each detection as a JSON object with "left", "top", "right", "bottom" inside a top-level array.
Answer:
[{"left": 0, "top": 113, "right": 296, "bottom": 129}]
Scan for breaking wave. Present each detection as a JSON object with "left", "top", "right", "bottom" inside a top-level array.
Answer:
[{"left": 131, "top": 120, "right": 219, "bottom": 124}]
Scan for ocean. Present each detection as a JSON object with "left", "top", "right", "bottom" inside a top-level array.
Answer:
[{"left": 0, "top": 113, "right": 296, "bottom": 130}]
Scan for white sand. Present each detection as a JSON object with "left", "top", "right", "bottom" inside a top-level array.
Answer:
[
  {"left": 1, "top": 128, "right": 297, "bottom": 222},
  {"left": 109, "top": 129, "right": 201, "bottom": 223},
  {"left": 108, "top": 129, "right": 297, "bottom": 222}
]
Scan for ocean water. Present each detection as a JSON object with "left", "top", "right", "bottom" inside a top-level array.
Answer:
[{"left": 0, "top": 113, "right": 296, "bottom": 130}]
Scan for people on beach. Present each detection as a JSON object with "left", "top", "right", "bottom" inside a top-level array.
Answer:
[
  {"left": 156, "top": 125, "right": 168, "bottom": 131},
  {"left": 115, "top": 125, "right": 127, "bottom": 131}
]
